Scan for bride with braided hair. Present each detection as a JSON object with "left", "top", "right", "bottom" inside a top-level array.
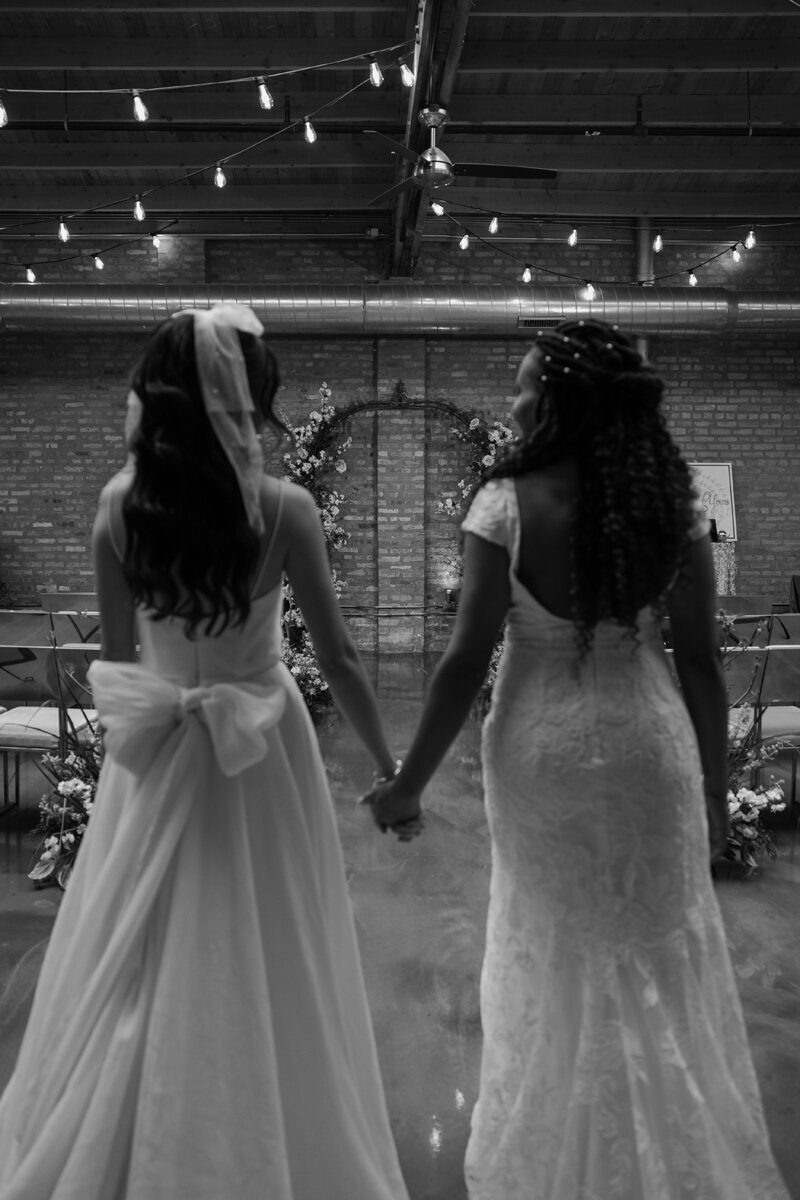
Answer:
[{"left": 367, "top": 317, "right": 789, "bottom": 1198}]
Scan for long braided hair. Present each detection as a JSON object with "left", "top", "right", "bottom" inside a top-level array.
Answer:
[{"left": 487, "top": 318, "right": 697, "bottom": 656}]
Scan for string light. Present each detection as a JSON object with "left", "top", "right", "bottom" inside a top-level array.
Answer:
[
  {"left": 25, "top": 265, "right": 35, "bottom": 283},
  {"left": 653, "top": 232, "right": 663, "bottom": 253},
  {"left": 132, "top": 89, "right": 148, "bottom": 122},
  {"left": 688, "top": 270, "right": 698, "bottom": 286},
  {"left": 133, "top": 196, "right": 145, "bottom": 221},
  {"left": 256, "top": 77, "right": 273, "bottom": 111},
  {"left": 214, "top": 163, "right": 227, "bottom": 188},
  {"left": 745, "top": 228, "right": 756, "bottom": 250},
  {"left": 0, "top": 96, "right": 7, "bottom": 127},
  {"left": 399, "top": 59, "right": 415, "bottom": 88},
  {"left": 93, "top": 254, "right": 104, "bottom": 270},
  {"left": 151, "top": 233, "right": 161, "bottom": 248},
  {"left": 459, "top": 232, "right": 470, "bottom": 250},
  {"left": 568, "top": 228, "right": 578, "bottom": 246},
  {"left": 58, "top": 218, "right": 70, "bottom": 243},
  {"left": 304, "top": 117, "right": 317, "bottom": 144},
  {"left": 488, "top": 215, "right": 499, "bottom": 235},
  {"left": 584, "top": 281, "right": 596, "bottom": 300},
  {"left": 521, "top": 264, "right": 532, "bottom": 283},
  {"left": 369, "top": 58, "right": 384, "bottom": 88},
  {"left": 731, "top": 244, "right": 741, "bottom": 263},
  {"left": 430, "top": 200, "right": 445, "bottom": 217}
]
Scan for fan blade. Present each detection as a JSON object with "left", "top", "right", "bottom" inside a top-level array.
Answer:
[
  {"left": 452, "top": 162, "right": 557, "bottom": 181},
  {"left": 363, "top": 129, "right": 421, "bottom": 166},
  {"left": 368, "top": 178, "right": 417, "bottom": 207}
]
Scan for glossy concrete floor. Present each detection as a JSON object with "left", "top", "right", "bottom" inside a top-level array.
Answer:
[{"left": 1, "top": 655, "right": 800, "bottom": 1199}]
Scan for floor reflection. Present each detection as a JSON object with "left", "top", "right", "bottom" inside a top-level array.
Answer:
[{"left": 1, "top": 654, "right": 800, "bottom": 1199}]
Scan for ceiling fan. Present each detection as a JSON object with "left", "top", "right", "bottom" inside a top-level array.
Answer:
[{"left": 366, "top": 104, "right": 557, "bottom": 206}]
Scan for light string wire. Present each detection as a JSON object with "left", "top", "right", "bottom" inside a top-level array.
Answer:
[
  {"left": 438, "top": 202, "right": 768, "bottom": 289},
  {"left": 0, "top": 40, "right": 414, "bottom": 97}
]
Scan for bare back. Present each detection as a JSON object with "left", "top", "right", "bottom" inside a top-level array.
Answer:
[{"left": 512, "top": 462, "right": 580, "bottom": 620}]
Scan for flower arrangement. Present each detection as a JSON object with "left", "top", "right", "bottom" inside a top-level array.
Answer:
[
  {"left": 280, "top": 382, "right": 352, "bottom": 713},
  {"left": 28, "top": 732, "right": 101, "bottom": 890},
  {"left": 436, "top": 408, "right": 515, "bottom": 710}
]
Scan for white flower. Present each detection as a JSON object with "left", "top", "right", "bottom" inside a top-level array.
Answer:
[
  {"left": 297, "top": 448, "right": 308, "bottom": 460},
  {"left": 482, "top": 454, "right": 494, "bottom": 467},
  {"left": 740, "top": 826, "right": 758, "bottom": 839},
  {"left": 469, "top": 418, "right": 481, "bottom": 429},
  {"left": 309, "top": 411, "right": 321, "bottom": 422},
  {"left": 335, "top": 460, "right": 347, "bottom": 473}
]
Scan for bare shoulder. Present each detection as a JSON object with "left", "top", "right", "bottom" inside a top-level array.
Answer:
[
  {"left": 98, "top": 463, "right": 134, "bottom": 504},
  {"left": 278, "top": 479, "right": 320, "bottom": 528}
]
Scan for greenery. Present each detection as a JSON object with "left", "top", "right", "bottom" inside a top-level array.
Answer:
[{"left": 28, "top": 729, "right": 102, "bottom": 890}]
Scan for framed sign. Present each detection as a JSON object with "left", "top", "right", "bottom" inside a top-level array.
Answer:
[{"left": 688, "top": 462, "right": 737, "bottom": 541}]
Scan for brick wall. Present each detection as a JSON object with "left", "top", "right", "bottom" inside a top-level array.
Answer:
[{"left": 1, "top": 234, "right": 799, "bottom": 643}]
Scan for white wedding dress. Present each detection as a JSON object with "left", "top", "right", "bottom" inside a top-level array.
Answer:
[
  {"left": 461, "top": 479, "right": 789, "bottom": 1200},
  {"left": 0, "top": 480, "right": 409, "bottom": 1200}
]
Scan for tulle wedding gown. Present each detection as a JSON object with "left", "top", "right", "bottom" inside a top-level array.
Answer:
[
  {"left": 0, "top": 483, "right": 409, "bottom": 1200},
  {"left": 461, "top": 479, "right": 789, "bottom": 1200}
]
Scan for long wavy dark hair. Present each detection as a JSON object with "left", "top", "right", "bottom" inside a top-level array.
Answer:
[
  {"left": 121, "top": 314, "right": 283, "bottom": 637},
  {"left": 486, "top": 318, "right": 697, "bottom": 655}
]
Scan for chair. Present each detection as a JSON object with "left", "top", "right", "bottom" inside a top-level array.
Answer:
[
  {"left": 50, "top": 611, "right": 101, "bottom": 646},
  {"left": 767, "top": 614, "right": 800, "bottom": 646},
  {"left": 0, "top": 644, "right": 97, "bottom": 815},
  {"left": 754, "top": 645, "right": 800, "bottom": 808},
  {"left": 0, "top": 610, "right": 54, "bottom": 646}
]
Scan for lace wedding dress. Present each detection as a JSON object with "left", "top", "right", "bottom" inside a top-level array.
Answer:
[
  {"left": 0, "top": 480, "right": 409, "bottom": 1200},
  {"left": 461, "top": 479, "right": 789, "bottom": 1200}
]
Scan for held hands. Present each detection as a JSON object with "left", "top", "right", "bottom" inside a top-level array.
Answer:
[{"left": 361, "top": 776, "right": 425, "bottom": 842}]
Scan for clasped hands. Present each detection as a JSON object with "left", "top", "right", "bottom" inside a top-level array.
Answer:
[{"left": 360, "top": 777, "right": 424, "bottom": 842}]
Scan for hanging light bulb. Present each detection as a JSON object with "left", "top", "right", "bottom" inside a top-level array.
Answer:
[
  {"left": 25, "top": 265, "right": 35, "bottom": 283},
  {"left": 731, "top": 244, "right": 741, "bottom": 263},
  {"left": 568, "top": 228, "right": 578, "bottom": 246},
  {"left": 653, "top": 232, "right": 663, "bottom": 253},
  {"left": 745, "top": 228, "right": 756, "bottom": 250},
  {"left": 369, "top": 58, "right": 384, "bottom": 88},
  {"left": 133, "top": 195, "right": 145, "bottom": 222},
  {"left": 459, "top": 232, "right": 470, "bottom": 250},
  {"left": 256, "top": 77, "right": 274, "bottom": 111},
  {"left": 488, "top": 215, "right": 499, "bottom": 235},
  {"left": 399, "top": 59, "right": 415, "bottom": 88},
  {"left": 151, "top": 232, "right": 161, "bottom": 249},
  {"left": 0, "top": 96, "right": 8, "bottom": 128},
  {"left": 584, "top": 281, "right": 596, "bottom": 300},
  {"left": 214, "top": 163, "right": 227, "bottom": 188},
  {"left": 304, "top": 117, "right": 317, "bottom": 144},
  {"left": 521, "top": 265, "right": 532, "bottom": 284},
  {"left": 58, "top": 218, "right": 70, "bottom": 243},
  {"left": 430, "top": 200, "right": 445, "bottom": 217},
  {"left": 132, "top": 89, "right": 149, "bottom": 122},
  {"left": 688, "top": 270, "right": 698, "bottom": 286},
  {"left": 93, "top": 254, "right": 104, "bottom": 270}
]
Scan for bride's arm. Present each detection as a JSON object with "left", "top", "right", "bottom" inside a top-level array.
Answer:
[
  {"left": 371, "top": 532, "right": 510, "bottom": 830},
  {"left": 92, "top": 505, "right": 137, "bottom": 662},
  {"left": 283, "top": 485, "right": 397, "bottom": 779}
]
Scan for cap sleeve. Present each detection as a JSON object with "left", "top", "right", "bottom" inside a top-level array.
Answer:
[{"left": 461, "top": 479, "right": 512, "bottom": 550}]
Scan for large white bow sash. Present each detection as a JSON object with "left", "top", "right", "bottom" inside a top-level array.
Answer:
[{"left": 87, "top": 660, "right": 286, "bottom": 777}]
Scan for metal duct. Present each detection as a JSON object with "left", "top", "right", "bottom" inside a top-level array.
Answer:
[{"left": 2, "top": 283, "right": 800, "bottom": 335}]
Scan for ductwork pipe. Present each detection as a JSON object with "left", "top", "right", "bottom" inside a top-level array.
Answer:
[{"left": 2, "top": 283, "right": 800, "bottom": 335}]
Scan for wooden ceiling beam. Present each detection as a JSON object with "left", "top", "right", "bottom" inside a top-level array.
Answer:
[
  {"left": 0, "top": 0, "right": 401, "bottom": 8},
  {"left": 3, "top": 136, "right": 798, "bottom": 173},
  {"left": 0, "top": 38, "right": 409, "bottom": 71},
  {"left": 3, "top": 183, "right": 799, "bottom": 218},
  {"left": 3, "top": 93, "right": 799, "bottom": 132}
]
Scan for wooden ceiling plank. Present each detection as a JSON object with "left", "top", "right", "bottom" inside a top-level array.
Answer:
[
  {"left": 3, "top": 184, "right": 799, "bottom": 218},
  {"left": 469, "top": 0, "right": 793, "bottom": 12},
  {"left": 0, "top": 37, "right": 409, "bottom": 71},
  {"left": 0, "top": 138, "right": 399, "bottom": 169},
  {"left": 456, "top": 40, "right": 800, "bottom": 72},
  {"left": 0, "top": 0, "right": 402, "bottom": 9}
]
